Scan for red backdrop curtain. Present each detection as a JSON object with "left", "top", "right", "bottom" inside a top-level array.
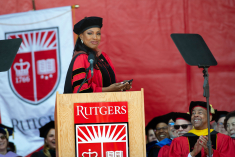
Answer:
[{"left": 0, "top": 0, "right": 234, "bottom": 124}]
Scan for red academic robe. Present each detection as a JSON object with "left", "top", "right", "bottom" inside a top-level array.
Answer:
[
  {"left": 169, "top": 131, "right": 235, "bottom": 157},
  {"left": 71, "top": 52, "right": 116, "bottom": 93},
  {"left": 158, "top": 145, "right": 170, "bottom": 157}
]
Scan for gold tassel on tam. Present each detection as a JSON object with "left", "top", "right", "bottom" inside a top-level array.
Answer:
[
  {"left": 210, "top": 104, "right": 215, "bottom": 114},
  {"left": 4, "top": 128, "right": 9, "bottom": 139}
]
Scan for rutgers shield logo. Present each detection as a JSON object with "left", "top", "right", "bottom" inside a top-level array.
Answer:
[
  {"left": 75, "top": 123, "right": 129, "bottom": 157},
  {"left": 6, "top": 28, "right": 60, "bottom": 105},
  {"left": 74, "top": 102, "right": 129, "bottom": 157}
]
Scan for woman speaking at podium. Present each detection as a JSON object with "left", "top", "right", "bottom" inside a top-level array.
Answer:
[{"left": 64, "top": 16, "right": 132, "bottom": 93}]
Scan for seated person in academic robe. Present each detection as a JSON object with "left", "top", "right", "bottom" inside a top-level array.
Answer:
[
  {"left": 148, "top": 112, "right": 176, "bottom": 157},
  {"left": 224, "top": 110, "right": 235, "bottom": 141},
  {"left": 31, "top": 121, "right": 55, "bottom": 157},
  {"left": 145, "top": 119, "right": 158, "bottom": 156},
  {"left": 214, "top": 111, "right": 228, "bottom": 135},
  {"left": 169, "top": 101, "right": 235, "bottom": 157},
  {"left": 146, "top": 120, "right": 158, "bottom": 144},
  {"left": 0, "top": 124, "right": 21, "bottom": 157},
  {"left": 158, "top": 112, "right": 192, "bottom": 157}
]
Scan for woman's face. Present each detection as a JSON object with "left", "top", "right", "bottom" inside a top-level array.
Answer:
[
  {"left": 227, "top": 116, "right": 235, "bottom": 137},
  {"left": 147, "top": 129, "right": 157, "bottom": 143},
  {"left": 45, "top": 129, "right": 55, "bottom": 150},
  {"left": 216, "top": 117, "right": 228, "bottom": 135},
  {"left": 0, "top": 133, "right": 7, "bottom": 151},
  {"left": 80, "top": 27, "right": 101, "bottom": 50}
]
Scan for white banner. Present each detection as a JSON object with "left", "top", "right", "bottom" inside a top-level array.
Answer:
[{"left": 0, "top": 6, "right": 74, "bottom": 156}]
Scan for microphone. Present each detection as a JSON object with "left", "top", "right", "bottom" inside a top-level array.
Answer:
[{"left": 88, "top": 53, "right": 95, "bottom": 77}]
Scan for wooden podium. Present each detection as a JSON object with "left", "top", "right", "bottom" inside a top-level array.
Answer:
[{"left": 55, "top": 89, "right": 146, "bottom": 157}]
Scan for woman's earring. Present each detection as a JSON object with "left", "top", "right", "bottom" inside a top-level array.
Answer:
[{"left": 81, "top": 39, "right": 83, "bottom": 44}]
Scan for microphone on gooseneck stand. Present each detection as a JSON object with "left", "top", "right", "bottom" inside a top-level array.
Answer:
[{"left": 88, "top": 53, "right": 95, "bottom": 77}]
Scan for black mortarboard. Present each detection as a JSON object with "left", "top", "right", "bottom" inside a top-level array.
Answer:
[
  {"left": 215, "top": 111, "right": 229, "bottom": 123},
  {"left": 172, "top": 112, "right": 191, "bottom": 122},
  {"left": 189, "top": 101, "right": 215, "bottom": 115},
  {"left": 163, "top": 112, "right": 176, "bottom": 122},
  {"left": 0, "top": 38, "right": 22, "bottom": 72},
  {"left": 0, "top": 124, "right": 14, "bottom": 139},
  {"left": 73, "top": 16, "right": 103, "bottom": 35},
  {"left": 39, "top": 121, "right": 55, "bottom": 138},
  {"left": 151, "top": 112, "right": 175, "bottom": 129},
  {"left": 145, "top": 119, "right": 156, "bottom": 135}
]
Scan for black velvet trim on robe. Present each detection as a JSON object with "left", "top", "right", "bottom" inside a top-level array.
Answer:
[
  {"left": 72, "top": 68, "right": 86, "bottom": 79},
  {"left": 79, "top": 86, "right": 93, "bottom": 93},
  {"left": 97, "top": 54, "right": 116, "bottom": 87},
  {"left": 64, "top": 54, "right": 81, "bottom": 93},
  {"left": 182, "top": 130, "right": 218, "bottom": 157}
]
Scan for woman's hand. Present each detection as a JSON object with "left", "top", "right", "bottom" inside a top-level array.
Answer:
[
  {"left": 102, "top": 82, "right": 128, "bottom": 92},
  {"left": 122, "top": 80, "right": 132, "bottom": 91}
]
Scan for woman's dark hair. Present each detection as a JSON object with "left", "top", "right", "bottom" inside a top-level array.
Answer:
[
  {"left": 224, "top": 110, "right": 235, "bottom": 130},
  {"left": 74, "top": 37, "right": 98, "bottom": 69}
]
